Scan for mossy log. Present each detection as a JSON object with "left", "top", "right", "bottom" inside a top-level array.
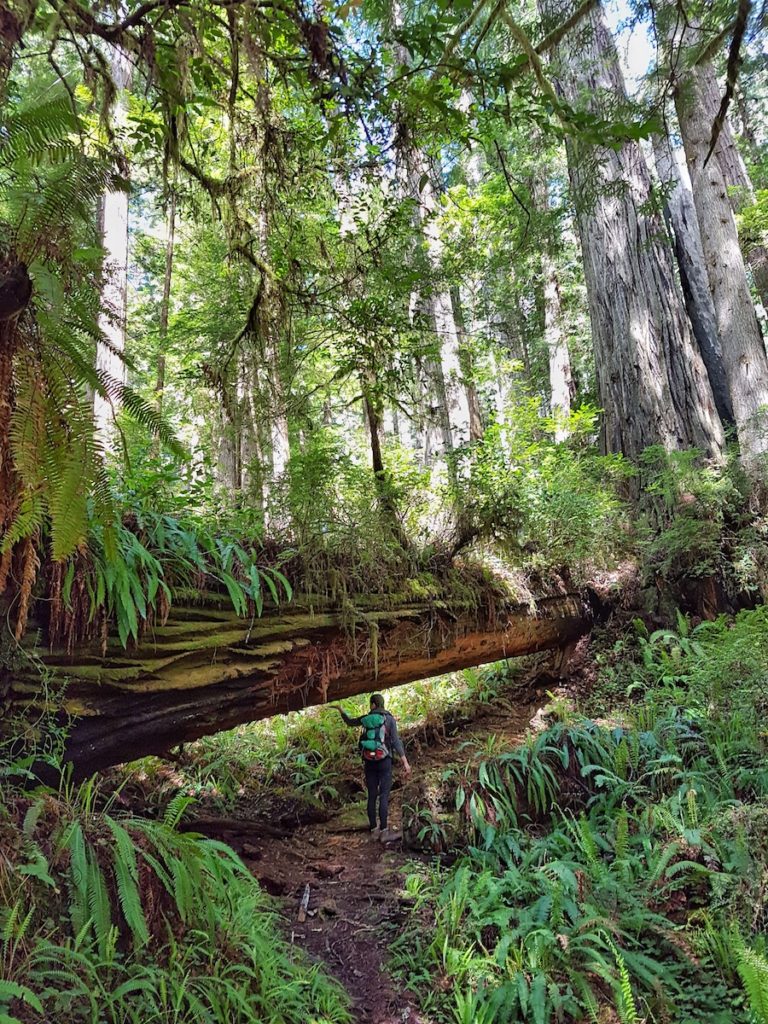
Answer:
[{"left": 12, "top": 592, "right": 591, "bottom": 775}]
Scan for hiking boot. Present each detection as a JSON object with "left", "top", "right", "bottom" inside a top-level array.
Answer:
[
  {"left": 379, "top": 828, "right": 401, "bottom": 843},
  {"left": 369, "top": 826, "right": 381, "bottom": 839}
]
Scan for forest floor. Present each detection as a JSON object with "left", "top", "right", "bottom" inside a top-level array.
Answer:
[{"left": 215, "top": 693, "right": 551, "bottom": 1023}]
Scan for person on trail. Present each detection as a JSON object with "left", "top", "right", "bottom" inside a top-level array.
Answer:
[{"left": 328, "top": 694, "right": 411, "bottom": 842}]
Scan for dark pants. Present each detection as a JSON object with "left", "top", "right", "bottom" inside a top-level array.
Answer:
[{"left": 364, "top": 757, "right": 393, "bottom": 830}]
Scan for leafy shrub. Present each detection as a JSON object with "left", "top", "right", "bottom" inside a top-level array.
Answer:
[
  {"left": 0, "top": 777, "right": 351, "bottom": 1024},
  {"left": 393, "top": 694, "right": 768, "bottom": 1024},
  {"left": 452, "top": 403, "right": 631, "bottom": 571},
  {"left": 637, "top": 446, "right": 768, "bottom": 599}
]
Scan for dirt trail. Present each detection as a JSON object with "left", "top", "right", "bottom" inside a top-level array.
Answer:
[{"left": 234, "top": 696, "right": 547, "bottom": 1023}]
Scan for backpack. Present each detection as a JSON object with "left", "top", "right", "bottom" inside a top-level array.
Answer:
[{"left": 358, "top": 711, "right": 390, "bottom": 761}]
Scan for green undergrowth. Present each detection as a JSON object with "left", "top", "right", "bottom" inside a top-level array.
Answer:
[
  {"left": 112, "top": 659, "right": 528, "bottom": 818},
  {"left": 0, "top": 772, "right": 351, "bottom": 1024},
  {"left": 637, "top": 446, "right": 768, "bottom": 607},
  {"left": 27, "top": 478, "right": 548, "bottom": 661},
  {"left": 19, "top": 397, "right": 635, "bottom": 657},
  {"left": 390, "top": 607, "right": 768, "bottom": 1024}
]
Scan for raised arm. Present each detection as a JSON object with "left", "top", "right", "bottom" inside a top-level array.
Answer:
[{"left": 326, "top": 705, "right": 365, "bottom": 727}]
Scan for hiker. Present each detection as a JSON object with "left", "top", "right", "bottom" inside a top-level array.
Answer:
[{"left": 328, "top": 694, "right": 411, "bottom": 841}]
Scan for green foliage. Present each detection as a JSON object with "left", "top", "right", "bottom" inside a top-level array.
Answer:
[
  {"left": 588, "top": 605, "right": 768, "bottom": 722},
  {"left": 49, "top": 501, "right": 293, "bottom": 650},
  {"left": 738, "top": 190, "right": 768, "bottom": 251},
  {"left": 393, "top": 614, "right": 768, "bottom": 1024},
  {"left": 735, "top": 943, "right": 768, "bottom": 1023},
  {"left": 453, "top": 404, "right": 630, "bottom": 571},
  {"left": 0, "top": 88, "right": 183, "bottom": 562},
  {"left": 0, "top": 775, "right": 351, "bottom": 1024},
  {"left": 638, "top": 447, "right": 768, "bottom": 597}
]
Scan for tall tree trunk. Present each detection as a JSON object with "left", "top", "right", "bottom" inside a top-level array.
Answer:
[
  {"left": 542, "top": 250, "right": 573, "bottom": 440},
  {"left": 671, "top": 27, "right": 768, "bottom": 470},
  {"left": 693, "top": 63, "right": 768, "bottom": 309},
  {"left": 533, "top": 167, "right": 574, "bottom": 439},
  {"left": 95, "top": 45, "right": 132, "bottom": 446},
  {"left": 538, "top": 0, "right": 723, "bottom": 463},
  {"left": 652, "top": 132, "right": 734, "bottom": 428},
  {"left": 155, "top": 189, "right": 176, "bottom": 424},
  {"left": 362, "top": 375, "right": 409, "bottom": 547},
  {"left": 399, "top": 143, "right": 471, "bottom": 451},
  {"left": 254, "top": 80, "right": 290, "bottom": 484},
  {"left": 450, "top": 286, "right": 484, "bottom": 441},
  {"left": 391, "top": 4, "right": 472, "bottom": 452}
]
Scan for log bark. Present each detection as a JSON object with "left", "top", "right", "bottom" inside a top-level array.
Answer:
[
  {"left": 538, "top": 0, "right": 724, "bottom": 463},
  {"left": 13, "top": 592, "right": 591, "bottom": 776}
]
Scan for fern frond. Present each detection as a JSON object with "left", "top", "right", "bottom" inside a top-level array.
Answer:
[
  {"left": 85, "top": 847, "right": 113, "bottom": 953},
  {"left": 105, "top": 374, "right": 187, "bottom": 457},
  {"left": 105, "top": 818, "right": 149, "bottom": 948},
  {"left": 0, "top": 96, "right": 79, "bottom": 166},
  {"left": 63, "top": 821, "right": 89, "bottom": 937},
  {"left": 737, "top": 945, "right": 768, "bottom": 1023}
]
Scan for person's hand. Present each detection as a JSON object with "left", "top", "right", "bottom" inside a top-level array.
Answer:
[{"left": 401, "top": 758, "right": 412, "bottom": 776}]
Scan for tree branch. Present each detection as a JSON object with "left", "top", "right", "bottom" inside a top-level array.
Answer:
[
  {"left": 432, "top": 0, "right": 494, "bottom": 76},
  {"left": 505, "top": 0, "right": 598, "bottom": 82},
  {"left": 703, "top": 0, "right": 751, "bottom": 167}
]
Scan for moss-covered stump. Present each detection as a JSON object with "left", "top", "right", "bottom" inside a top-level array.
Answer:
[{"left": 11, "top": 591, "right": 591, "bottom": 775}]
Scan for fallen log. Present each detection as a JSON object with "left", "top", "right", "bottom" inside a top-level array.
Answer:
[
  {"left": 178, "top": 817, "right": 294, "bottom": 839},
  {"left": 11, "top": 590, "right": 591, "bottom": 776}
]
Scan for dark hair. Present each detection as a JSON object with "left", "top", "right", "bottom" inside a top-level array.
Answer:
[{"left": 370, "top": 693, "right": 385, "bottom": 709}]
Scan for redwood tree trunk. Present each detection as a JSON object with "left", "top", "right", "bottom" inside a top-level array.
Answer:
[
  {"left": 95, "top": 45, "right": 132, "bottom": 447},
  {"left": 361, "top": 375, "right": 409, "bottom": 546},
  {"left": 534, "top": 167, "right": 574, "bottom": 439},
  {"left": 391, "top": 4, "right": 473, "bottom": 453},
  {"left": 451, "top": 286, "right": 484, "bottom": 442},
  {"left": 693, "top": 60, "right": 768, "bottom": 310},
  {"left": 652, "top": 132, "right": 734, "bottom": 428},
  {"left": 155, "top": 189, "right": 176, "bottom": 422},
  {"left": 672, "top": 44, "right": 768, "bottom": 470},
  {"left": 538, "top": 0, "right": 724, "bottom": 463}
]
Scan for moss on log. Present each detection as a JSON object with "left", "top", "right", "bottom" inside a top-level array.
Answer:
[{"left": 10, "top": 592, "right": 591, "bottom": 775}]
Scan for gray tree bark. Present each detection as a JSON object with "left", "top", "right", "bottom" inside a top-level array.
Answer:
[
  {"left": 671, "top": 36, "right": 768, "bottom": 469},
  {"left": 538, "top": 0, "right": 723, "bottom": 463},
  {"left": 95, "top": 44, "right": 132, "bottom": 449},
  {"left": 533, "top": 167, "right": 575, "bottom": 439},
  {"left": 652, "top": 132, "right": 734, "bottom": 427},
  {"left": 692, "top": 61, "right": 768, "bottom": 310},
  {"left": 652, "top": 13, "right": 768, "bottom": 313}
]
